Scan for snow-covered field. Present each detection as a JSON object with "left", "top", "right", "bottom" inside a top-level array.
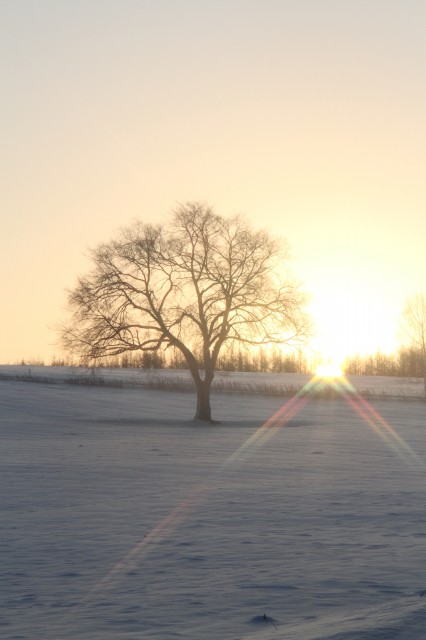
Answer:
[
  {"left": 0, "top": 365, "right": 424, "bottom": 399},
  {"left": 1, "top": 365, "right": 425, "bottom": 399},
  {"left": 2, "top": 368, "right": 426, "bottom": 639}
]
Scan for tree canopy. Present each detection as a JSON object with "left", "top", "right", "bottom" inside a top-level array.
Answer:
[{"left": 61, "top": 202, "right": 310, "bottom": 420}]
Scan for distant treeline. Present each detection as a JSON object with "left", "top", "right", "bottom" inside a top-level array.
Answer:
[
  {"left": 25, "top": 347, "right": 310, "bottom": 374},
  {"left": 97, "top": 347, "right": 310, "bottom": 374},
  {"left": 18, "top": 345, "right": 425, "bottom": 378},
  {"left": 343, "top": 346, "right": 425, "bottom": 378}
]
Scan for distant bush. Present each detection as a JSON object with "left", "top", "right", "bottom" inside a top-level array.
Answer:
[{"left": 18, "top": 358, "right": 45, "bottom": 366}]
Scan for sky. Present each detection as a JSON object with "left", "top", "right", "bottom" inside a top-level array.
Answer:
[{"left": 1, "top": 0, "right": 425, "bottom": 366}]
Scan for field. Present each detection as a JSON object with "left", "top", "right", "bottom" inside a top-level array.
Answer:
[{"left": 2, "top": 367, "right": 426, "bottom": 639}]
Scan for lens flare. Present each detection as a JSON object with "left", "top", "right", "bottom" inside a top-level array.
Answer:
[{"left": 80, "top": 371, "right": 423, "bottom": 606}]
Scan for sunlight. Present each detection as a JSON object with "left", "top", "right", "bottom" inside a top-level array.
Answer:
[
  {"left": 306, "top": 276, "right": 399, "bottom": 363},
  {"left": 315, "top": 361, "right": 344, "bottom": 378}
]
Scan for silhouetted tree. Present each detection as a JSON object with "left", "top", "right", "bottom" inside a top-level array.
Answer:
[
  {"left": 61, "top": 202, "right": 309, "bottom": 421},
  {"left": 401, "top": 293, "right": 426, "bottom": 398}
]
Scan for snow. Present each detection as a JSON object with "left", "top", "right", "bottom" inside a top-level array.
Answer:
[
  {"left": 1, "top": 365, "right": 425, "bottom": 399},
  {"left": 2, "top": 368, "right": 426, "bottom": 639}
]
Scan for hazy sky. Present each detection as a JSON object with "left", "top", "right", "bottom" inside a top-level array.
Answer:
[{"left": 1, "top": 0, "right": 425, "bottom": 365}]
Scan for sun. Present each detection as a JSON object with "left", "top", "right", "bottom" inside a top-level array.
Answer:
[
  {"left": 315, "top": 361, "right": 344, "bottom": 379},
  {"left": 305, "top": 273, "right": 399, "bottom": 371}
]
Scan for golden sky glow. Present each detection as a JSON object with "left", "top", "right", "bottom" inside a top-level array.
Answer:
[{"left": 1, "top": 1, "right": 425, "bottom": 363}]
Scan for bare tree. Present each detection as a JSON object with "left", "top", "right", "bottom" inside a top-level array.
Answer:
[
  {"left": 61, "top": 202, "right": 309, "bottom": 421},
  {"left": 401, "top": 293, "right": 426, "bottom": 398}
]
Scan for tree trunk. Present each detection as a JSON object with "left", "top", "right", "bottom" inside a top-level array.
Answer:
[{"left": 194, "top": 379, "right": 213, "bottom": 421}]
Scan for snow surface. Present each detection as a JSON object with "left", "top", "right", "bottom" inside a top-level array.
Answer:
[
  {"left": 1, "top": 365, "right": 425, "bottom": 399},
  {"left": 2, "top": 369, "right": 426, "bottom": 639}
]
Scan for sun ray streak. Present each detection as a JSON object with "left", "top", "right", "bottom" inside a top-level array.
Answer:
[
  {"left": 343, "top": 389, "right": 422, "bottom": 465},
  {"left": 80, "top": 376, "right": 323, "bottom": 604},
  {"left": 76, "top": 372, "right": 423, "bottom": 608},
  {"left": 84, "top": 485, "right": 210, "bottom": 601}
]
